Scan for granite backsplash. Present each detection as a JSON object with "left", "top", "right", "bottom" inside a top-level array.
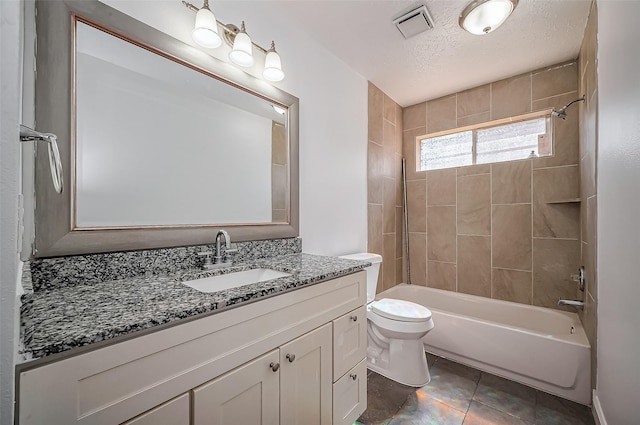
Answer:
[{"left": 26, "top": 237, "right": 302, "bottom": 292}]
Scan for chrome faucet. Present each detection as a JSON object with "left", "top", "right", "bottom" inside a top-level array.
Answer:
[
  {"left": 197, "top": 230, "right": 238, "bottom": 270},
  {"left": 214, "top": 230, "right": 232, "bottom": 265},
  {"left": 558, "top": 299, "right": 584, "bottom": 310}
]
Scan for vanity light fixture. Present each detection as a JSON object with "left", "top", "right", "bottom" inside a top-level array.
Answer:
[
  {"left": 191, "top": 0, "right": 221, "bottom": 48},
  {"left": 263, "top": 41, "right": 285, "bottom": 82},
  {"left": 229, "top": 22, "right": 254, "bottom": 67},
  {"left": 182, "top": 1, "right": 285, "bottom": 81},
  {"left": 459, "top": 0, "right": 518, "bottom": 35}
]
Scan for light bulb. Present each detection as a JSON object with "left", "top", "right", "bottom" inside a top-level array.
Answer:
[
  {"left": 229, "top": 22, "right": 254, "bottom": 67},
  {"left": 263, "top": 41, "right": 285, "bottom": 82},
  {"left": 460, "top": 0, "right": 517, "bottom": 35},
  {"left": 192, "top": 6, "right": 221, "bottom": 48}
]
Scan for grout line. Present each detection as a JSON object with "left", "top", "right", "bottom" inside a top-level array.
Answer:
[
  {"left": 534, "top": 163, "right": 579, "bottom": 171},
  {"left": 533, "top": 90, "right": 579, "bottom": 103},
  {"left": 530, "top": 73, "right": 533, "bottom": 113},
  {"left": 531, "top": 159, "right": 534, "bottom": 304},
  {"left": 491, "top": 202, "right": 533, "bottom": 206},
  {"left": 424, "top": 174, "right": 428, "bottom": 285},
  {"left": 489, "top": 81, "right": 493, "bottom": 121},
  {"left": 533, "top": 236, "right": 580, "bottom": 241},
  {"left": 455, "top": 169, "right": 458, "bottom": 293},
  {"left": 493, "top": 266, "right": 533, "bottom": 273},
  {"left": 490, "top": 163, "right": 493, "bottom": 299},
  {"left": 369, "top": 139, "right": 383, "bottom": 148}
]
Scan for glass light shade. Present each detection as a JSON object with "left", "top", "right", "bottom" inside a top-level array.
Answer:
[
  {"left": 460, "top": 0, "right": 517, "bottom": 35},
  {"left": 192, "top": 8, "right": 221, "bottom": 48},
  {"left": 229, "top": 31, "right": 254, "bottom": 67},
  {"left": 263, "top": 49, "right": 285, "bottom": 82}
]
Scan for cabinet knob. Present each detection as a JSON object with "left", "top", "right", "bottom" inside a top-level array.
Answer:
[
  {"left": 286, "top": 353, "right": 296, "bottom": 363},
  {"left": 269, "top": 362, "right": 280, "bottom": 372},
  {"left": 350, "top": 315, "right": 358, "bottom": 322},
  {"left": 350, "top": 373, "right": 357, "bottom": 380}
]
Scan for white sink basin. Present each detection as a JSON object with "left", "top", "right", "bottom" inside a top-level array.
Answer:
[{"left": 182, "top": 268, "right": 291, "bottom": 293}]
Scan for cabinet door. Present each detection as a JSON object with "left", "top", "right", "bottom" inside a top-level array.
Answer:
[
  {"left": 333, "top": 305, "right": 367, "bottom": 381},
  {"left": 280, "top": 323, "right": 333, "bottom": 425},
  {"left": 333, "top": 359, "right": 367, "bottom": 425},
  {"left": 192, "top": 349, "right": 279, "bottom": 425},
  {"left": 121, "top": 393, "right": 189, "bottom": 425}
]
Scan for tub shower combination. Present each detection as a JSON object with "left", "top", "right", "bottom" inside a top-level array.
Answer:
[{"left": 375, "top": 284, "right": 591, "bottom": 405}]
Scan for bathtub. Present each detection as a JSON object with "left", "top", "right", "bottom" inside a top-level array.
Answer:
[{"left": 376, "top": 284, "right": 591, "bottom": 405}]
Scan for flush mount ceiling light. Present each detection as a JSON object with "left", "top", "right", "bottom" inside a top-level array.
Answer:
[
  {"left": 459, "top": 0, "right": 518, "bottom": 35},
  {"left": 182, "top": 1, "right": 285, "bottom": 81}
]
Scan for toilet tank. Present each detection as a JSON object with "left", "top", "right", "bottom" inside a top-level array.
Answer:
[{"left": 339, "top": 253, "right": 382, "bottom": 303}]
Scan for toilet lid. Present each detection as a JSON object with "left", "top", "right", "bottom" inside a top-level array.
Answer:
[{"left": 371, "top": 298, "right": 432, "bottom": 322}]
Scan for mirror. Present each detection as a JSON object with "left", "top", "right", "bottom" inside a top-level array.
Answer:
[{"left": 33, "top": 0, "right": 299, "bottom": 257}]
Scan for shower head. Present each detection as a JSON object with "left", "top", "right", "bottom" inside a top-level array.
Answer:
[
  {"left": 551, "top": 95, "right": 585, "bottom": 120},
  {"left": 551, "top": 109, "right": 567, "bottom": 119}
]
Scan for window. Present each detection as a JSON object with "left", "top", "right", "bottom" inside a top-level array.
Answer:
[{"left": 419, "top": 111, "right": 552, "bottom": 171}]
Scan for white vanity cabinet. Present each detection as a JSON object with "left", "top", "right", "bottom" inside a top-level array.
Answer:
[
  {"left": 192, "top": 350, "right": 280, "bottom": 425},
  {"left": 331, "top": 306, "right": 368, "bottom": 425},
  {"left": 280, "top": 323, "right": 333, "bottom": 425},
  {"left": 17, "top": 271, "right": 367, "bottom": 425},
  {"left": 121, "top": 394, "right": 190, "bottom": 425},
  {"left": 192, "top": 324, "right": 333, "bottom": 425}
]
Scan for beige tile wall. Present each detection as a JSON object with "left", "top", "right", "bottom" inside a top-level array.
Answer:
[
  {"left": 402, "top": 60, "right": 582, "bottom": 311},
  {"left": 578, "top": 0, "right": 598, "bottom": 389},
  {"left": 368, "top": 82, "right": 403, "bottom": 293}
]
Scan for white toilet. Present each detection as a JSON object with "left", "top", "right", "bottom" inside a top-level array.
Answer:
[{"left": 340, "top": 253, "right": 434, "bottom": 387}]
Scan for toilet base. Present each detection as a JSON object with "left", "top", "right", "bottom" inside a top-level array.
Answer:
[{"left": 366, "top": 338, "right": 430, "bottom": 387}]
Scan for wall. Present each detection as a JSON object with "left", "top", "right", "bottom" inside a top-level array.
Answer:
[
  {"left": 577, "top": 0, "right": 598, "bottom": 391},
  {"left": 402, "top": 62, "right": 582, "bottom": 310},
  {"left": 367, "top": 83, "right": 403, "bottom": 292},
  {"left": 88, "top": 1, "right": 369, "bottom": 256},
  {"left": 0, "top": 0, "right": 23, "bottom": 422},
  {"left": 594, "top": 1, "right": 640, "bottom": 422}
]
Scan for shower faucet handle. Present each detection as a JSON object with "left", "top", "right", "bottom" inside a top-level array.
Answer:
[{"left": 570, "top": 266, "right": 585, "bottom": 292}]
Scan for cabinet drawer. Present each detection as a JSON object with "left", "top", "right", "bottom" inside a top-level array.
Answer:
[
  {"left": 332, "top": 359, "right": 367, "bottom": 425},
  {"left": 121, "top": 393, "right": 189, "bottom": 425},
  {"left": 333, "top": 305, "right": 367, "bottom": 381}
]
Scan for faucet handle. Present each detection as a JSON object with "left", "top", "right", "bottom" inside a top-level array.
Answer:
[
  {"left": 197, "top": 251, "right": 214, "bottom": 268},
  {"left": 570, "top": 266, "right": 586, "bottom": 292}
]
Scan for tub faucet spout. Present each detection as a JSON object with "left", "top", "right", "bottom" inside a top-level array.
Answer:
[{"left": 558, "top": 299, "right": 584, "bottom": 310}]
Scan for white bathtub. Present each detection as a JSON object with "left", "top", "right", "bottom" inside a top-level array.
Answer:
[{"left": 376, "top": 284, "right": 591, "bottom": 405}]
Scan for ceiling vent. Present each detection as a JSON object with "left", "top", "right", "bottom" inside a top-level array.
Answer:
[{"left": 393, "top": 5, "right": 434, "bottom": 39}]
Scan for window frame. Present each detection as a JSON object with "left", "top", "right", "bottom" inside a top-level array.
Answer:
[{"left": 417, "top": 109, "right": 554, "bottom": 171}]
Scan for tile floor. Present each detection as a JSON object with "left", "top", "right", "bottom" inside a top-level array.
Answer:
[{"left": 356, "top": 354, "right": 595, "bottom": 425}]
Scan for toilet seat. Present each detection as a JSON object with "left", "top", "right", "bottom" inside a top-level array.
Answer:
[{"left": 371, "top": 298, "right": 432, "bottom": 322}]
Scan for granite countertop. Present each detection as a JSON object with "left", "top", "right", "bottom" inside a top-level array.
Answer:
[{"left": 20, "top": 253, "right": 370, "bottom": 361}]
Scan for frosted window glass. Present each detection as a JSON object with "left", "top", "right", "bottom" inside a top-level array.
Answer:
[
  {"left": 420, "top": 131, "right": 473, "bottom": 171},
  {"left": 476, "top": 118, "right": 548, "bottom": 164}
]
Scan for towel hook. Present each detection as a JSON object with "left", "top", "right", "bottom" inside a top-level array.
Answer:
[{"left": 19, "top": 125, "right": 64, "bottom": 194}]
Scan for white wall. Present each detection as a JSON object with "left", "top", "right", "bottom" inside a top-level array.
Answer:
[
  {"left": 0, "top": 0, "right": 23, "bottom": 422},
  {"left": 595, "top": 1, "right": 640, "bottom": 423},
  {"left": 100, "top": 0, "right": 369, "bottom": 256}
]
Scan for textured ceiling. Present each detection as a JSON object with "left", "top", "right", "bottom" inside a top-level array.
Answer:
[{"left": 276, "top": 0, "right": 592, "bottom": 107}]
